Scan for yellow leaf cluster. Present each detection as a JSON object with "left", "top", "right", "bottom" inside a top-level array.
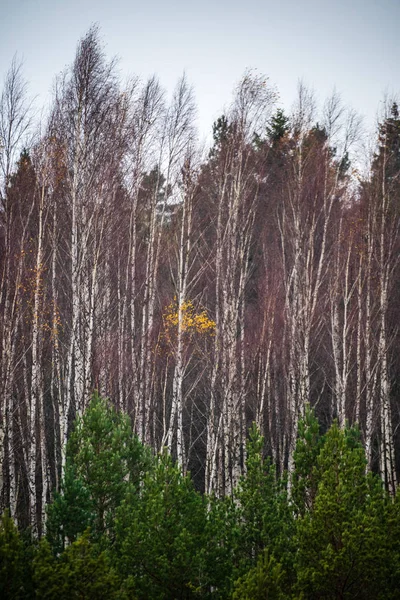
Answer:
[
  {"left": 17, "top": 260, "right": 62, "bottom": 339},
  {"left": 163, "top": 299, "right": 215, "bottom": 344}
]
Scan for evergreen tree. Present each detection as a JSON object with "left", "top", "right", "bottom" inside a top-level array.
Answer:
[
  {"left": 385, "top": 489, "right": 400, "bottom": 595},
  {"left": 373, "top": 102, "right": 400, "bottom": 187},
  {"left": 294, "top": 422, "right": 397, "bottom": 599},
  {"left": 291, "top": 406, "right": 324, "bottom": 517},
  {"left": 266, "top": 109, "right": 290, "bottom": 144},
  {"left": 232, "top": 550, "right": 287, "bottom": 600},
  {"left": 234, "top": 425, "right": 293, "bottom": 571},
  {"left": 253, "top": 108, "right": 290, "bottom": 149},
  {"left": 47, "top": 393, "right": 149, "bottom": 547},
  {"left": 33, "top": 532, "right": 126, "bottom": 600},
  {"left": 211, "top": 115, "right": 231, "bottom": 151},
  {"left": 115, "top": 451, "right": 208, "bottom": 599},
  {"left": 0, "top": 511, "right": 33, "bottom": 599},
  {"left": 202, "top": 493, "right": 241, "bottom": 598},
  {"left": 46, "top": 462, "right": 95, "bottom": 553}
]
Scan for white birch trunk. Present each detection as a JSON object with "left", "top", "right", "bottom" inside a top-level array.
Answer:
[{"left": 29, "top": 182, "right": 46, "bottom": 533}]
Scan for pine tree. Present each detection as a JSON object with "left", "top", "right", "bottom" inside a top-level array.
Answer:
[
  {"left": 234, "top": 424, "right": 293, "bottom": 571},
  {"left": 47, "top": 393, "right": 149, "bottom": 547},
  {"left": 0, "top": 510, "right": 33, "bottom": 599},
  {"left": 291, "top": 406, "right": 324, "bottom": 517},
  {"left": 232, "top": 550, "right": 287, "bottom": 600},
  {"left": 295, "top": 422, "right": 397, "bottom": 599},
  {"left": 115, "top": 451, "right": 207, "bottom": 599},
  {"left": 33, "top": 533, "right": 125, "bottom": 600},
  {"left": 46, "top": 462, "right": 94, "bottom": 553}
]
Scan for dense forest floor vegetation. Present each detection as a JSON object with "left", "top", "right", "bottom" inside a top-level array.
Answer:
[{"left": 2, "top": 394, "right": 400, "bottom": 599}]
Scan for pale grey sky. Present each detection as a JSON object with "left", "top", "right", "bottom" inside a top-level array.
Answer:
[{"left": 1, "top": 0, "right": 399, "bottom": 141}]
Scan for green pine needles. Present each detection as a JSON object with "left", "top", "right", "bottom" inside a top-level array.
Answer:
[{"left": 1, "top": 395, "right": 400, "bottom": 599}]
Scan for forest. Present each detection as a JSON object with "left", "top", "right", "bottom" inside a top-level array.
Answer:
[{"left": 0, "top": 24, "right": 400, "bottom": 597}]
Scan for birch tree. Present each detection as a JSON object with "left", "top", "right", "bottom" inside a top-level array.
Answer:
[
  {"left": 51, "top": 26, "right": 126, "bottom": 471},
  {"left": 279, "top": 87, "right": 354, "bottom": 480},
  {"left": 115, "top": 76, "right": 163, "bottom": 414},
  {"left": 366, "top": 101, "right": 400, "bottom": 493},
  {"left": 0, "top": 58, "right": 32, "bottom": 516},
  {"left": 159, "top": 144, "right": 219, "bottom": 476},
  {"left": 206, "top": 73, "right": 276, "bottom": 495},
  {"left": 134, "top": 75, "right": 196, "bottom": 447}
]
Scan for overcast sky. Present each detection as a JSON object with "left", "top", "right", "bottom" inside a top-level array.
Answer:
[{"left": 1, "top": 0, "right": 399, "bottom": 142}]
